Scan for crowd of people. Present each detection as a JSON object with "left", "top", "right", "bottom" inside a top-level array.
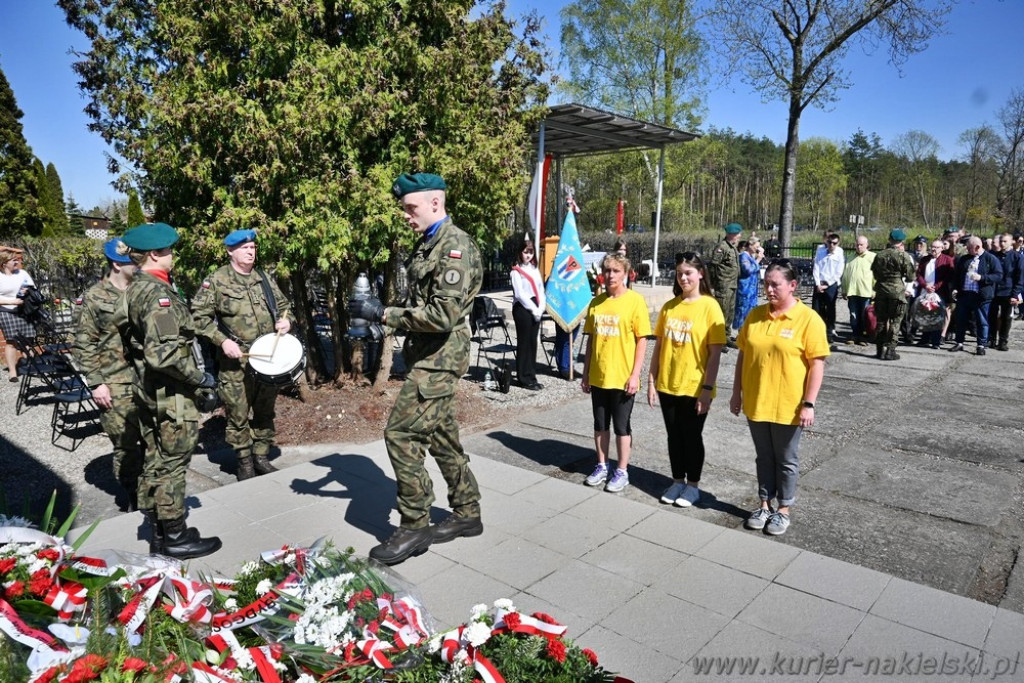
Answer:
[{"left": 7, "top": 208, "right": 1022, "bottom": 559}]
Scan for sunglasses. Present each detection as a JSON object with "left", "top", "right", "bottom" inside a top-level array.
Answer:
[{"left": 675, "top": 251, "right": 700, "bottom": 264}]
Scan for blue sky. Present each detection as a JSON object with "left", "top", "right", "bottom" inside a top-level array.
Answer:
[{"left": 1, "top": 0, "right": 1021, "bottom": 211}]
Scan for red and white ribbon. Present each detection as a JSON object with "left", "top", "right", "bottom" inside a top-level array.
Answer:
[
  {"left": 439, "top": 625, "right": 505, "bottom": 683},
  {"left": 0, "top": 598, "right": 69, "bottom": 654},
  {"left": 42, "top": 581, "right": 88, "bottom": 621}
]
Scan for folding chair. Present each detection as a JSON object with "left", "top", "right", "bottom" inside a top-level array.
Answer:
[
  {"left": 470, "top": 296, "right": 516, "bottom": 378},
  {"left": 9, "top": 335, "right": 76, "bottom": 415},
  {"left": 49, "top": 369, "right": 101, "bottom": 452}
]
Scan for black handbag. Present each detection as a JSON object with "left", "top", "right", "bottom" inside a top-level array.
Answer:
[{"left": 20, "top": 286, "right": 49, "bottom": 323}]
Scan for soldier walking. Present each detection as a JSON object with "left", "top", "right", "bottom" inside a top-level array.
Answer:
[
  {"left": 871, "top": 229, "right": 916, "bottom": 361},
  {"left": 707, "top": 222, "right": 743, "bottom": 349},
  {"left": 348, "top": 173, "right": 484, "bottom": 565},
  {"left": 119, "top": 223, "right": 221, "bottom": 559},
  {"left": 192, "top": 229, "right": 292, "bottom": 481},
  {"left": 73, "top": 238, "right": 144, "bottom": 512}
]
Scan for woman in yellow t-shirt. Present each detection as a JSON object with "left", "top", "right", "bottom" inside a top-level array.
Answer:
[
  {"left": 729, "top": 260, "right": 829, "bottom": 537},
  {"left": 581, "top": 253, "right": 652, "bottom": 494},
  {"left": 647, "top": 252, "right": 725, "bottom": 507}
]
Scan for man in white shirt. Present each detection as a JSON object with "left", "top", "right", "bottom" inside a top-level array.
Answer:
[{"left": 812, "top": 232, "right": 845, "bottom": 344}]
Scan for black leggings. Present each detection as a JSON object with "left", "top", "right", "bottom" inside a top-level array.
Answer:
[
  {"left": 591, "top": 386, "right": 634, "bottom": 436},
  {"left": 658, "top": 392, "right": 709, "bottom": 482}
]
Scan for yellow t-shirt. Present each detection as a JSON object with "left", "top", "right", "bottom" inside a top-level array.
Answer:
[
  {"left": 653, "top": 295, "right": 726, "bottom": 398},
  {"left": 736, "top": 300, "right": 830, "bottom": 425},
  {"left": 584, "top": 289, "right": 652, "bottom": 390}
]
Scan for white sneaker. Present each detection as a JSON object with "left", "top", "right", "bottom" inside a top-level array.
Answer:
[
  {"left": 675, "top": 485, "right": 700, "bottom": 507},
  {"left": 660, "top": 482, "right": 686, "bottom": 504}
]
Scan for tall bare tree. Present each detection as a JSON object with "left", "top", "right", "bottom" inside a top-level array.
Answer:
[
  {"left": 995, "top": 88, "right": 1024, "bottom": 228},
  {"left": 892, "top": 130, "right": 940, "bottom": 231},
  {"left": 710, "top": 0, "right": 952, "bottom": 247}
]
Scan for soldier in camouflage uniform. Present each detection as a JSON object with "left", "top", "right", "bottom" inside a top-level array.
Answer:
[
  {"left": 119, "top": 223, "right": 222, "bottom": 560},
  {"left": 191, "top": 229, "right": 292, "bottom": 481},
  {"left": 707, "top": 223, "right": 743, "bottom": 348},
  {"left": 73, "top": 238, "right": 144, "bottom": 511},
  {"left": 348, "top": 173, "right": 483, "bottom": 566},
  {"left": 871, "top": 229, "right": 917, "bottom": 361}
]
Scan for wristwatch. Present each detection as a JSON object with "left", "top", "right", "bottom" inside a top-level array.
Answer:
[{"left": 802, "top": 401, "right": 815, "bottom": 409}]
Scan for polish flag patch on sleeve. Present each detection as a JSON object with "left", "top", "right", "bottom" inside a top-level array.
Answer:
[
  {"left": 157, "top": 298, "right": 172, "bottom": 307},
  {"left": 448, "top": 250, "right": 462, "bottom": 259}
]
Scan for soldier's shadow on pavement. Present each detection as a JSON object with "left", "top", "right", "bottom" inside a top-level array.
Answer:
[
  {"left": 477, "top": 431, "right": 593, "bottom": 469},
  {"left": 83, "top": 452, "right": 129, "bottom": 511},
  {"left": 288, "top": 453, "right": 447, "bottom": 542}
]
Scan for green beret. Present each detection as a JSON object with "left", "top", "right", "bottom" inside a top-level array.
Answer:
[
  {"left": 392, "top": 172, "right": 446, "bottom": 199},
  {"left": 121, "top": 222, "right": 179, "bottom": 251},
  {"left": 224, "top": 229, "right": 257, "bottom": 247},
  {"left": 889, "top": 228, "right": 906, "bottom": 242},
  {"left": 724, "top": 222, "right": 742, "bottom": 235}
]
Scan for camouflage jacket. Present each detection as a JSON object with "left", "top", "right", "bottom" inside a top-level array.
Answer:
[
  {"left": 384, "top": 218, "right": 482, "bottom": 373},
  {"left": 871, "top": 247, "right": 916, "bottom": 300},
  {"left": 707, "top": 239, "right": 740, "bottom": 292},
  {"left": 72, "top": 277, "right": 136, "bottom": 388},
  {"left": 191, "top": 265, "right": 291, "bottom": 348},
  {"left": 122, "top": 271, "right": 205, "bottom": 390}
]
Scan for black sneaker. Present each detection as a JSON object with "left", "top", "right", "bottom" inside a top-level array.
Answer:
[
  {"left": 369, "top": 527, "right": 433, "bottom": 565},
  {"left": 431, "top": 514, "right": 483, "bottom": 544},
  {"left": 977, "top": 347, "right": 986, "bottom": 356}
]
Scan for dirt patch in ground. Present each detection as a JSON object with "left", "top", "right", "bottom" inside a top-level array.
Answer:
[{"left": 272, "top": 377, "right": 503, "bottom": 446}]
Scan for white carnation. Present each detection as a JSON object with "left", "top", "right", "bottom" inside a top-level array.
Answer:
[
  {"left": 255, "top": 579, "right": 273, "bottom": 596},
  {"left": 470, "top": 603, "right": 488, "bottom": 620},
  {"left": 493, "top": 598, "right": 515, "bottom": 612},
  {"left": 465, "top": 621, "right": 492, "bottom": 648}
]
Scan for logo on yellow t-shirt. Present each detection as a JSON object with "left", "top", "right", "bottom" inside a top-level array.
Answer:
[
  {"left": 780, "top": 328, "right": 795, "bottom": 339},
  {"left": 594, "top": 313, "right": 621, "bottom": 337},
  {"left": 664, "top": 317, "right": 693, "bottom": 344}
]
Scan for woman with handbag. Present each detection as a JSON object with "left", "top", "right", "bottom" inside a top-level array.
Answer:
[{"left": 0, "top": 246, "right": 36, "bottom": 381}]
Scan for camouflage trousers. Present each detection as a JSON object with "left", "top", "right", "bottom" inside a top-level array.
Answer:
[
  {"left": 384, "top": 368, "right": 481, "bottom": 529},
  {"left": 715, "top": 287, "right": 738, "bottom": 330},
  {"left": 100, "top": 383, "right": 145, "bottom": 506},
  {"left": 874, "top": 296, "right": 907, "bottom": 355},
  {"left": 218, "top": 362, "right": 278, "bottom": 458},
  {"left": 136, "top": 386, "right": 198, "bottom": 521}
]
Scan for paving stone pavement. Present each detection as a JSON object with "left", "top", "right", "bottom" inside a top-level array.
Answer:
[{"left": 6, "top": 284, "right": 1024, "bottom": 681}]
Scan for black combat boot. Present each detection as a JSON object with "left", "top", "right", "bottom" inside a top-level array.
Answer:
[
  {"left": 252, "top": 453, "right": 278, "bottom": 475},
  {"left": 236, "top": 456, "right": 256, "bottom": 481},
  {"left": 140, "top": 509, "right": 164, "bottom": 555},
  {"left": 160, "top": 517, "right": 222, "bottom": 559}
]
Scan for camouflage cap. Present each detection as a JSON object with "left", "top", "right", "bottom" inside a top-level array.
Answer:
[
  {"left": 392, "top": 172, "right": 446, "bottom": 199},
  {"left": 121, "top": 223, "right": 179, "bottom": 251}
]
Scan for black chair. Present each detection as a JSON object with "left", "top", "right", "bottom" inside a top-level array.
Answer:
[
  {"left": 49, "top": 370, "right": 101, "bottom": 452},
  {"left": 9, "top": 336, "right": 76, "bottom": 415},
  {"left": 470, "top": 296, "right": 516, "bottom": 378}
]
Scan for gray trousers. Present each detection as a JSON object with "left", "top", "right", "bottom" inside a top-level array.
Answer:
[{"left": 748, "top": 420, "right": 803, "bottom": 507}]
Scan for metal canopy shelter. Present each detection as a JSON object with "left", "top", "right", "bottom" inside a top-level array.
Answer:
[{"left": 531, "top": 103, "right": 699, "bottom": 283}]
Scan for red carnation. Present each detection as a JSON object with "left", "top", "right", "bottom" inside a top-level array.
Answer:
[
  {"left": 5, "top": 580, "right": 25, "bottom": 598},
  {"left": 583, "top": 648, "right": 599, "bottom": 667},
  {"left": 0, "top": 557, "right": 16, "bottom": 574},
  {"left": 29, "top": 570, "right": 54, "bottom": 597},
  {"left": 65, "top": 654, "right": 108, "bottom": 682},
  {"left": 546, "top": 638, "right": 567, "bottom": 663},
  {"left": 367, "top": 619, "right": 380, "bottom": 635},
  {"left": 121, "top": 658, "right": 149, "bottom": 673},
  {"left": 34, "top": 666, "right": 61, "bottom": 683},
  {"left": 503, "top": 612, "right": 522, "bottom": 630},
  {"left": 37, "top": 548, "right": 60, "bottom": 562}
]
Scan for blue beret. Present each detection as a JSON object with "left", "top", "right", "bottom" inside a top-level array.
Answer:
[
  {"left": 889, "top": 228, "right": 907, "bottom": 242},
  {"left": 392, "top": 172, "right": 446, "bottom": 199},
  {"left": 103, "top": 238, "right": 132, "bottom": 264},
  {"left": 224, "top": 229, "right": 257, "bottom": 247},
  {"left": 121, "top": 223, "right": 179, "bottom": 251},
  {"left": 724, "top": 222, "right": 742, "bottom": 235}
]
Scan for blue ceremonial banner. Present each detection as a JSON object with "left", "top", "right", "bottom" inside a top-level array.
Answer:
[{"left": 545, "top": 211, "right": 592, "bottom": 332}]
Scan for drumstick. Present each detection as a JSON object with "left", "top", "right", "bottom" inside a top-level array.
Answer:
[
  {"left": 242, "top": 352, "right": 273, "bottom": 359},
  {"left": 269, "top": 328, "right": 283, "bottom": 357}
]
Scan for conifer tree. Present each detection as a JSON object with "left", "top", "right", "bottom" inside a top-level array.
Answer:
[
  {"left": 127, "top": 190, "right": 146, "bottom": 226},
  {"left": 45, "top": 162, "right": 71, "bottom": 233},
  {"left": 0, "top": 64, "right": 46, "bottom": 236}
]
